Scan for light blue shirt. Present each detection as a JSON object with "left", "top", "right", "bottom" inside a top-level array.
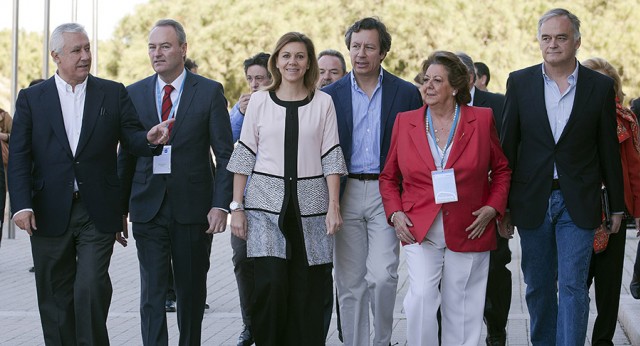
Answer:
[
  {"left": 229, "top": 101, "right": 244, "bottom": 142},
  {"left": 542, "top": 61, "right": 579, "bottom": 178},
  {"left": 350, "top": 69, "right": 383, "bottom": 174}
]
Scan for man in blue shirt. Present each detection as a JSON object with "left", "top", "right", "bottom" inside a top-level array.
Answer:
[{"left": 323, "top": 17, "right": 422, "bottom": 346}]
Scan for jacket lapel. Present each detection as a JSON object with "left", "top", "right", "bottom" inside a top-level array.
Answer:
[
  {"left": 445, "top": 105, "right": 476, "bottom": 169},
  {"left": 558, "top": 64, "right": 592, "bottom": 144},
  {"left": 75, "top": 75, "right": 103, "bottom": 158},
  {"left": 41, "top": 78, "right": 73, "bottom": 159},
  {"left": 169, "top": 71, "right": 196, "bottom": 141},
  {"left": 409, "top": 106, "right": 437, "bottom": 171},
  {"left": 380, "top": 70, "right": 399, "bottom": 147}
]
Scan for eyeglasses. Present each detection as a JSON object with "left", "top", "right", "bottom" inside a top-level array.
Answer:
[{"left": 246, "top": 75, "right": 268, "bottom": 83}]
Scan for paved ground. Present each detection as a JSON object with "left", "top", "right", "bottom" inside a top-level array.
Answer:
[{"left": 1, "top": 220, "right": 639, "bottom": 345}]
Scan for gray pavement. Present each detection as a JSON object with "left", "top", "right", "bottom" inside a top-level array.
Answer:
[{"left": 0, "top": 220, "right": 639, "bottom": 345}]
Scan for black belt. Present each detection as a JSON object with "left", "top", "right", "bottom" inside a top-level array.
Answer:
[
  {"left": 551, "top": 179, "right": 560, "bottom": 190},
  {"left": 72, "top": 191, "right": 81, "bottom": 200},
  {"left": 348, "top": 173, "right": 380, "bottom": 181}
]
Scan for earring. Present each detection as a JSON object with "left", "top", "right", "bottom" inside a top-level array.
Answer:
[{"left": 452, "top": 91, "right": 457, "bottom": 96}]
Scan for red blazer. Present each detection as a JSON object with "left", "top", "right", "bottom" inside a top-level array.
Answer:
[
  {"left": 618, "top": 111, "right": 640, "bottom": 217},
  {"left": 379, "top": 105, "right": 511, "bottom": 252}
]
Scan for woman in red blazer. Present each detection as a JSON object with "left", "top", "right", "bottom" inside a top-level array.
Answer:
[{"left": 379, "top": 51, "right": 511, "bottom": 346}]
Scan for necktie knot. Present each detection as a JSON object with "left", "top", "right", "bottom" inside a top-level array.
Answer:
[{"left": 163, "top": 84, "right": 175, "bottom": 95}]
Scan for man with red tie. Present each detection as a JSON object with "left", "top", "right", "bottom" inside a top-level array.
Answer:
[{"left": 118, "top": 19, "right": 234, "bottom": 346}]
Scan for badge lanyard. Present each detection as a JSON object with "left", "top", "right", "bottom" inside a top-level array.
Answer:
[
  {"left": 155, "top": 75, "right": 186, "bottom": 123},
  {"left": 426, "top": 104, "right": 460, "bottom": 170}
]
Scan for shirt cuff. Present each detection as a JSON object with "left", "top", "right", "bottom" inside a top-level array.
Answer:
[{"left": 13, "top": 208, "right": 34, "bottom": 220}]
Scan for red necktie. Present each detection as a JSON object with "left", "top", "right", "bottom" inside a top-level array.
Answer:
[{"left": 161, "top": 84, "right": 175, "bottom": 122}]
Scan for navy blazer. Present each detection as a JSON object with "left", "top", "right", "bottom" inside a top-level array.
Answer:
[
  {"left": 8, "top": 75, "right": 157, "bottom": 236},
  {"left": 118, "top": 70, "right": 234, "bottom": 225},
  {"left": 500, "top": 63, "right": 624, "bottom": 229},
  {"left": 322, "top": 69, "right": 423, "bottom": 173},
  {"left": 474, "top": 88, "right": 505, "bottom": 136}
]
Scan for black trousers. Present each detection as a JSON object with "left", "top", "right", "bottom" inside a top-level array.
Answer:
[
  {"left": 251, "top": 207, "right": 330, "bottom": 346},
  {"left": 483, "top": 232, "right": 512, "bottom": 340},
  {"left": 231, "top": 233, "right": 254, "bottom": 327},
  {"left": 31, "top": 198, "right": 114, "bottom": 346},
  {"left": 587, "top": 228, "right": 626, "bottom": 346},
  {"left": 133, "top": 195, "right": 212, "bottom": 346}
]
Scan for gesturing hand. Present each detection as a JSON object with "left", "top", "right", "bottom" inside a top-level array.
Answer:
[{"left": 147, "top": 118, "right": 176, "bottom": 145}]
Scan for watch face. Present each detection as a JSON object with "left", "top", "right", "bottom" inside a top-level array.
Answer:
[{"left": 230, "top": 201, "right": 242, "bottom": 210}]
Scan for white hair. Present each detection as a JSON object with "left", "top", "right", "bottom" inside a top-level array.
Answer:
[{"left": 50, "top": 23, "right": 88, "bottom": 54}]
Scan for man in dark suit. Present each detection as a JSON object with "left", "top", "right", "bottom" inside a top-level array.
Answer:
[
  {"left": 323, "top": 17, "right": 422, "bottom": 346},
  {"left": 8, "top": 23, "right": 171, "bottom": 346},
  {"left": 457, "top": 52, "right": 510, "bottom": 346},
  {"left": 499, "top": 8, "right": 624, "bottom": 345},
  {"left": 118, "top": 19, "right": 233, "bottom": 346}
]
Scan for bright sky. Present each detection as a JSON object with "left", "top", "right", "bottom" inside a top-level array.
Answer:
[{"left": 0, "top": 0, "right": 149, "bottom": 40}]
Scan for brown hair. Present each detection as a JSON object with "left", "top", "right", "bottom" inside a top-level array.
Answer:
[
  {"left": 0, "top": 108, "right": 12, "bottom": 133},
  {"left": 267, "top": 32, "right": 319, "bottom": 98},
  {"left": 421, "top": 51, "right": 472, "bottom": 105}
]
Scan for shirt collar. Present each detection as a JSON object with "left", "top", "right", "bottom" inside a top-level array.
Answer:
[
  {"left": 350, "top": 67, "right": 384, "bottom": 90},
  {"left": 157, "top": 68, "right": 187, "bottom": 91},
  {"left": 54, "top": 72, "right": 88, "bottom": 93},
  {"left": 541, "top": 60, "right": 579, "bottom": 84}
]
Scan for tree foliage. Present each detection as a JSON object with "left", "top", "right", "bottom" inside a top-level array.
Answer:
[{"left": 2, "top": 0, "right": 640, "bottom": 111}]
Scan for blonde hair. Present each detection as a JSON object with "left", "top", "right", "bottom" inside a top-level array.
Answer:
[
  {"left": 582, "top": 57, "right": 625, "bottom": 103},
  {"left": 0, "top": 108, "right": 12, "bottom": 133}
]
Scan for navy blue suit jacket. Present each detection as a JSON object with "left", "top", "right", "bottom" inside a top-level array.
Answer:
[
  {"left": 8, "top": 75, "right": 157, "bottom": 236},
  {"left": 474, "top": 88, "right": 505, "bottom": 136},
  {"left": 118, "top": 70, "right": 234, "bottom": 224},
  {"left": 500, "top": 63, "right": 624, "bottom": 229},
  {"left": 322, "top": 69, "right": 422, "bottom": 173}
]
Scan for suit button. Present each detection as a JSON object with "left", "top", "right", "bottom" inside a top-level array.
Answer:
[
  {"left": 444, "top": 211, "right": 449, "bottom": 216},
  {"left": 75, "top": 161, "right": 80, "bottom": 165}
]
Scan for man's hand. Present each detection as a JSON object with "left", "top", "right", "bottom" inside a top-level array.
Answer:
[
  {"left": 14, "top": 210, "right": 37, "bottom": 236},
  {"left": 116, "top": 215, "right": 129, "bottom": 247},
  {"left": 498, "top": 211, "right": 514, "bottom": 239},
  {"left": 206, "top": 208, "right": 228, "bottom": 234},
  {"left": 146, "top": 118, "right": 176, "bottom": 145},
  {"left": 238, "top": 94, "right": 251, "bottom": 114},
  {"left": 608, "top": 213, "right": 624, "bottom": 234}
]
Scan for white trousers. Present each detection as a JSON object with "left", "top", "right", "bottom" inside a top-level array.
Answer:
[
  {"left": 334, "top": 178, "right": 400, "bottom": 346},
  {"left": 403, "top": 212, "right": 490, "bottom": 346}
]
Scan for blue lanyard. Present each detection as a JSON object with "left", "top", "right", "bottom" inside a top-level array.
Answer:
[
  {"left": 426, "top": 104, "right": 460, "bottom": 170},
  {"left": 155, "top": 74, "right": 186, "bottom": 122}
]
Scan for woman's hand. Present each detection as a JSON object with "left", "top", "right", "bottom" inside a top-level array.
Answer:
[
  {"left": 393, "top": 211, "right": 416, "bottom": 244},
  {"left": 230, "top": 210, "right": 248, "bottom": 240},
  {"left": 325, "top": 202, "right": 342, "bottom": 235},
  {"left": 635, "top": 218, "right": 640, "bottom": 237},
  {"left": 466, "top": 206, "right": 497, "bottom": 239},
  {"left": 498, "top": 212, "right": 514, "bottom": 239}
]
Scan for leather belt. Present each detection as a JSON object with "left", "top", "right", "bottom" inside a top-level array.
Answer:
[
  {"left": 72, "top": 191, "right": 81, "bottom": 200},
  {"left": 348, "top": 173, "right": 380, "bottom": 181},
  {"left": 551, "top": 179, "right": 560, "bottom": 190}
]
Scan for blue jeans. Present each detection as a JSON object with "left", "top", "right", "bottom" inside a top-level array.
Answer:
[{"left": 518, "top": 190, "right": 595, "bottom": 346}]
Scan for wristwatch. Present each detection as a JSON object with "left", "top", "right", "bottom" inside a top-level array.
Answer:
[{"left": 229, "top": 201, "right": 244, "bottom": 212}]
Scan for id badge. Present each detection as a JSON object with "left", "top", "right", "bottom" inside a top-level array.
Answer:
[
  {"left": 431, "top": 168, "right": 458, "bottom": 204},
  {"left": 153, "top": 145, "right": 171, "bottom": 174}
]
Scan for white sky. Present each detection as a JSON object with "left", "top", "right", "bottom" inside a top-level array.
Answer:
[{"left": 0, "top": 0, "right": 149, "bottom": 40}]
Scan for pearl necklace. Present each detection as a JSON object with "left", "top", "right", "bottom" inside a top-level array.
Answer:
[{"left": 426, "top": 104, "right": 458, "bottom": 144}]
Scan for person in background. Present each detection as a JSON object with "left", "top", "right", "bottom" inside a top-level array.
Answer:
[
  {"left": 474, "top": 61, "right": 491, "bottom": 92},
  {"left": 380, "top": 50, "right": 510, "bottom": 346},
  {"left": 457, "top": 52, "right": 511, "bottom": 346},
  {"left": 500, "top": 9, "right": 624, "bottom": 345},
  {"left": 317, "top": 49, "right": 347, "bottom": 89},
  {"left": 9, "top": 22, "right": 171, "bottom": 345},
  {"left": 230, "top": 52, "right": 271, "bottom": 143},
  {"left": 228, "top": 32, "right": 347, "bottom": 345},
  {"left": 228, "top": 51, "right": 271, "bottom": 346},
  {"left": 582, "top": 57, "right": 640, "bottom": 345},
  {"left": 184, "top": 58, "right": 198, "bottom": 74},
  {"left": 323, "top": 17, "right": 423, "bottom": 346},
  {"left": 118, "top": 19, "right": 233, "bottom": 346}
]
